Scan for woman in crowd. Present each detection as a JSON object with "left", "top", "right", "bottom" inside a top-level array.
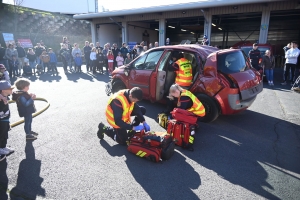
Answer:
[
  {"left": 5, "top": 43, "right": 18, "bottom": 78},
  {"left": 59, "top": 44, "right": 71, "bottom": 74},
  {"left": 124, "top": 53, "right": 132, "bottom": 65},
  {"left": 262, "top": 50, "right": 275, "bottom": 86},
  {"left": 27, "top": 48, "right": 36, "bottom": 75}
]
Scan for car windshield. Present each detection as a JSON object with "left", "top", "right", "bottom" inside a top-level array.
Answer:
[
  {"left": 241, "top": 47, "right": 271, "bottom": 57},
  {"left": 217, "top": 51, "right": 249, "bottom": 74}
]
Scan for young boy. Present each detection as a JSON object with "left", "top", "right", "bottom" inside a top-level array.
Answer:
[
  {"left": 10, "top": 55, "right": 19, "bottom": 77},
  {"left": 74, "top": 53, "right": 82, "bottom": 73},
  {"left": 0, "top": 80, "right": 15, "bottom": 160},
  {"left": 12, "top": 78, "right": 37, "bottom": 140},
  {"left": 48, "top": 48, "right": 58, "bottom": 75},
  {"left": 0, "top": 64, "right": 10, "bottom": 83}
]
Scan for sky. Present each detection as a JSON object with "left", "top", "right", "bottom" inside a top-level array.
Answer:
[{"left": 3, "top": 0, "right": 199, "bottom": 13}]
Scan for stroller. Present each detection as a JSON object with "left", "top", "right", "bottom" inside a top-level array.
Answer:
[{"left": 291, "top": 75, "right": 300, "bottom": 93}]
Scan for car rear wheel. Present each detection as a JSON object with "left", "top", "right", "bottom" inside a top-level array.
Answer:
[
  {"left": 196, "top": 94, "right": 219, "bottom": 123},
  {"left": 112, "top": 80, "right": 126, "bottom": 93}
]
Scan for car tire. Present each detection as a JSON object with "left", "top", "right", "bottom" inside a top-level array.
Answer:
[
  {"left": 196, "top": 94, "right": 219, "bottom": 123},
  {"left": 112, "top": 80, "right": 126, "bottom": 93}
]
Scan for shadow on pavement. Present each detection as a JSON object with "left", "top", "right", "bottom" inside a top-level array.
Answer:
[
  {"left": 100, "top": 139, "right": 201, "bottom": 200},
  {"left": 139, "top": 99, "right": 300, "bottom": 199},
  {"left": 10, "top": 141, "right": 46, "bottom": 200},
  {"left": 0, "top": 159, "right": 8, "bottom": 200}
]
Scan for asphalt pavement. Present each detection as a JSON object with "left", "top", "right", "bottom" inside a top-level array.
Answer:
[{"left": 0, "top": 67, "right": 299, "bottom": 200}]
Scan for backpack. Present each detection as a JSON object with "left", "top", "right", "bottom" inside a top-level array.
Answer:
[{"left": 171, "top": 108, "right": 198, "bottom": 125}]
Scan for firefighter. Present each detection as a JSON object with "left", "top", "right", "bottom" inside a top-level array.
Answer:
[
  {"left": 168, "top": 51, "right": 193, "bottom": 88},
  {"left": 97, "top": 87, "right": 150, "bottom": 145},
  {"left": 168, "top": 84, "right": 205, "bottom": 117},
  {"left": 248, "top": 43, "right": 262, "bottom": 71}
]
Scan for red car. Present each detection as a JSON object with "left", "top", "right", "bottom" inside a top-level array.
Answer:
[{"left": 105, "top": 45, "right": 263, "bottom": 122}]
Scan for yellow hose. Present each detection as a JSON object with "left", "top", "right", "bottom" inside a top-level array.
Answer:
[{"left": 8, "top": 97, "right": 50, "bottom": 127}]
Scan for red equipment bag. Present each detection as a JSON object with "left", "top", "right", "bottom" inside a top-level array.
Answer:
[
  {"left": 127, "top": 131, "right": 175, "bottom": 162},
  {"left": 171, "top": 108, "right": 198, "bottom": 125},
  {"left": 167, "top": 120, "right": 195, "bottom": 151}
]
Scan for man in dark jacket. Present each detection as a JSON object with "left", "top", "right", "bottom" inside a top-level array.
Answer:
[
  {"left": 0, "top": 44, "right": 8, "bottom": 69},
  {"left": 112, "top": 43, "right": 120, "bottom": 69},
  {"left": 120, "top": 42, "right": 128, "bottom": 59},
  {"left": 97, "top": 87, "right": 150, "bottom": 145},
  {"left": 34, "top": 43, "right": 45, "bottom": 65},
  {"left": 248, "top": 43, "right": 261, "bottom": 70},
  {"left": 83, "top": 41, "right": 92, "bottom": 71}
]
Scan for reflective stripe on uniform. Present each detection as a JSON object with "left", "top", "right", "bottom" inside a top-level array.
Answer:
[
  {"left": 175, "top": 58, "right": 192, "bottom": 87},
  {"left": 180, "top": 90, "right": 205, "bottom": 117}
]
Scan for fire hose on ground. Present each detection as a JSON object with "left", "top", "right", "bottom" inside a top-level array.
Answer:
[{"left": 8, "top": 97, "right": 50, "bottom": 127}]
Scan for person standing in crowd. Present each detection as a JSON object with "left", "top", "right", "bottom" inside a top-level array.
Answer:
[
  {"left": 26, "top": 48, "right": 36, "bottom": 75},
  {"left": 95, "top": 42, "right": 103, "bottom": 51},
  {"left": 116, "top": 52, "right": 124, "bottom": 68},
  {"left": 201, "top": 35, "right": 210, "bottom": 45},
  {"left": 165, "top": 38, "right": 170, "bottom": 45},
  {"left": 97, "top": 49, "right": 104, "bottom": 74},
  {"left": 120, "top": 43, "right": 128, "bottom": 60},
  {"left": 90, "top": 47, "right": 97, "bottom": 74},
  {"left": 40, "top": 50, "right": 50, "bottom": 73},
  {"left": 5, "top": 44, "right": 18, "bottom": 78},
  {"left": 48, "top": 48, "right": 58, "bottom": 75},
  {"left": 248, "top": 43, "right": 261, "bottom": 71},
  {"left": 83, "top": 41, "right": 92, "bottom": 72},
  {"left": 59, "top": 44, "right": 70, "bottom": 74},
  {"left": 72, "top": 43, "right": 82, "bottom": 62},
  {"left": 34, "top": 43, "right": 44, "bottom": 65},
  {"left": 112, "top": 43, "right": 120, "bottom": 70},
  {"left": 281, "top": 41, "right": 300, "bottom": 86},
  {"left": 154, "top": 42, "right": 159, "bottom": 48},
  {"left": 97, "top": 87, "right": 150, "bottom": 145},
  {"left": 261, "top": 50, "right": 275, "bottom": 86},
  {"left": 143, "top": 46, "right": 148, "bottom": 52},
  {"left": 62, "top": 37, "right": 68, "bottom": 45},
  {"left": 74, "top": 53, "right": 83, "bottom": 73},
  {"left": 40, "top": 40, "right": 47, "bottom": 50},
  {"left": 10, "top": 55, "right": 19, "bottom": 77},
  {"left": 0, "top": 80, "right": 15, "bottom": 158},
  {"left": 0, "top": 44, "right": 8, "bottom": 71},
  {"left": 16, "top": 42, "right": 26, "bottom": 75},
  {"left": 102, "top": 44, "right": 109, "bottom": 74},
  {"left": 107, "top": 50, "right": 114, "bottom": 75},
  {"left": 149, "top": 43, "right": 153, "bottom": 49},
  {"left": 124, "top": 53, "right": 132, "bottom": 65}
]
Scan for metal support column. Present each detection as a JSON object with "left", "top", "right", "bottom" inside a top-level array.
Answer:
[
  {"left": 259, "top": 9, "right": 270, "bottom": 44},
  {"left": 159, "top": 19, "right": 166, "bottom": 46},
  {"left": 122, "top": 21, "right": 128, "bottom": 44},
  {"left": 91, "top": 20, "right": 97, "bottom": 44},
  {"left": 203, "top": 12, "right": 212, "bottom": 43}
]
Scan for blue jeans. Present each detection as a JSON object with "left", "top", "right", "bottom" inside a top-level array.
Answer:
[
  {"left": 24, "top": 113, "right": 32, "bottom": 135},
  {"left": 265, "top": 69, "right": 274, "bottom": 82},
  {"left": 29, "top": 61, "right": 36, "bottom": 69}
]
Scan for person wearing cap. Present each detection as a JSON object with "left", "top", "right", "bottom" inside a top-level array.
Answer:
[
  {"left": 0, "top": 64, "right": 10, "bottom": 83},
  {"left": 248, "top": 43, "right": 261, "bottom": 71},
  {"left": 201, "top": 35, "right": 210, "bottom": 46},
  {"left": 0, "top": 80, "right": 15, "bottom": 159}
]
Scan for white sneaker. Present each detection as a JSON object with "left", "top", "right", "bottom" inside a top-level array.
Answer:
[
  {"left": 0, "top": 148, "right": 10, "bottom": 155},
  {"left": 3, "top": 147, "right": 14, "bottom": 154}
]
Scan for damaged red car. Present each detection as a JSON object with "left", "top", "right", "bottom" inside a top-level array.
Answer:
[{"left": 105, "top": 45, "right": 263, "bottom": 122}]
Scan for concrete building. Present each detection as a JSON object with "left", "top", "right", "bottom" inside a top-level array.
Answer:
[{"left": 73, "top": 0, "right": 300, "bottom": 54}]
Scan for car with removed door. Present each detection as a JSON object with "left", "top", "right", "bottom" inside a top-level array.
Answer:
[{"left": 105, "top": 44, "right": 263, "bottom": 122}]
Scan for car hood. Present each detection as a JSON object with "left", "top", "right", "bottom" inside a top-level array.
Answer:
[{"left": 112, "top": 65, "right": 126, "bottom": 74}]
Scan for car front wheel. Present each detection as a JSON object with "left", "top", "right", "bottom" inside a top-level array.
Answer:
[{"left": 196, "top": 94, "right": 219, "bottom": 123}]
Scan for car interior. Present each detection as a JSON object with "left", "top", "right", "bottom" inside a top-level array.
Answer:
[{"left": 155, "top": 50, "right": 200, "bottom": 101}]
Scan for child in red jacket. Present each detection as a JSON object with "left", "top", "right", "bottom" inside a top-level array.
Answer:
[{"left": 107, "top": 50, "right": 114, "bottom": 75}]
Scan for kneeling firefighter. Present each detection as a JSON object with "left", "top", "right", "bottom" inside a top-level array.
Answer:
[
  {"left": 168, "top": 84, "right": 205, "bottom": 118},
  {"left": 97, "top": 87, "right": 150, "bottom": 145}
]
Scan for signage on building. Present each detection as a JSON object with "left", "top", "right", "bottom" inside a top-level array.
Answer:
[
  {"left": 2, "top": 33, "right": 15, "bottom": 47},
  {"left": 261, "top": 24, "right": 268, "bottom": 30},
  {"left": 18, "top": 39, "right": 33, "bottom": 48}
]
